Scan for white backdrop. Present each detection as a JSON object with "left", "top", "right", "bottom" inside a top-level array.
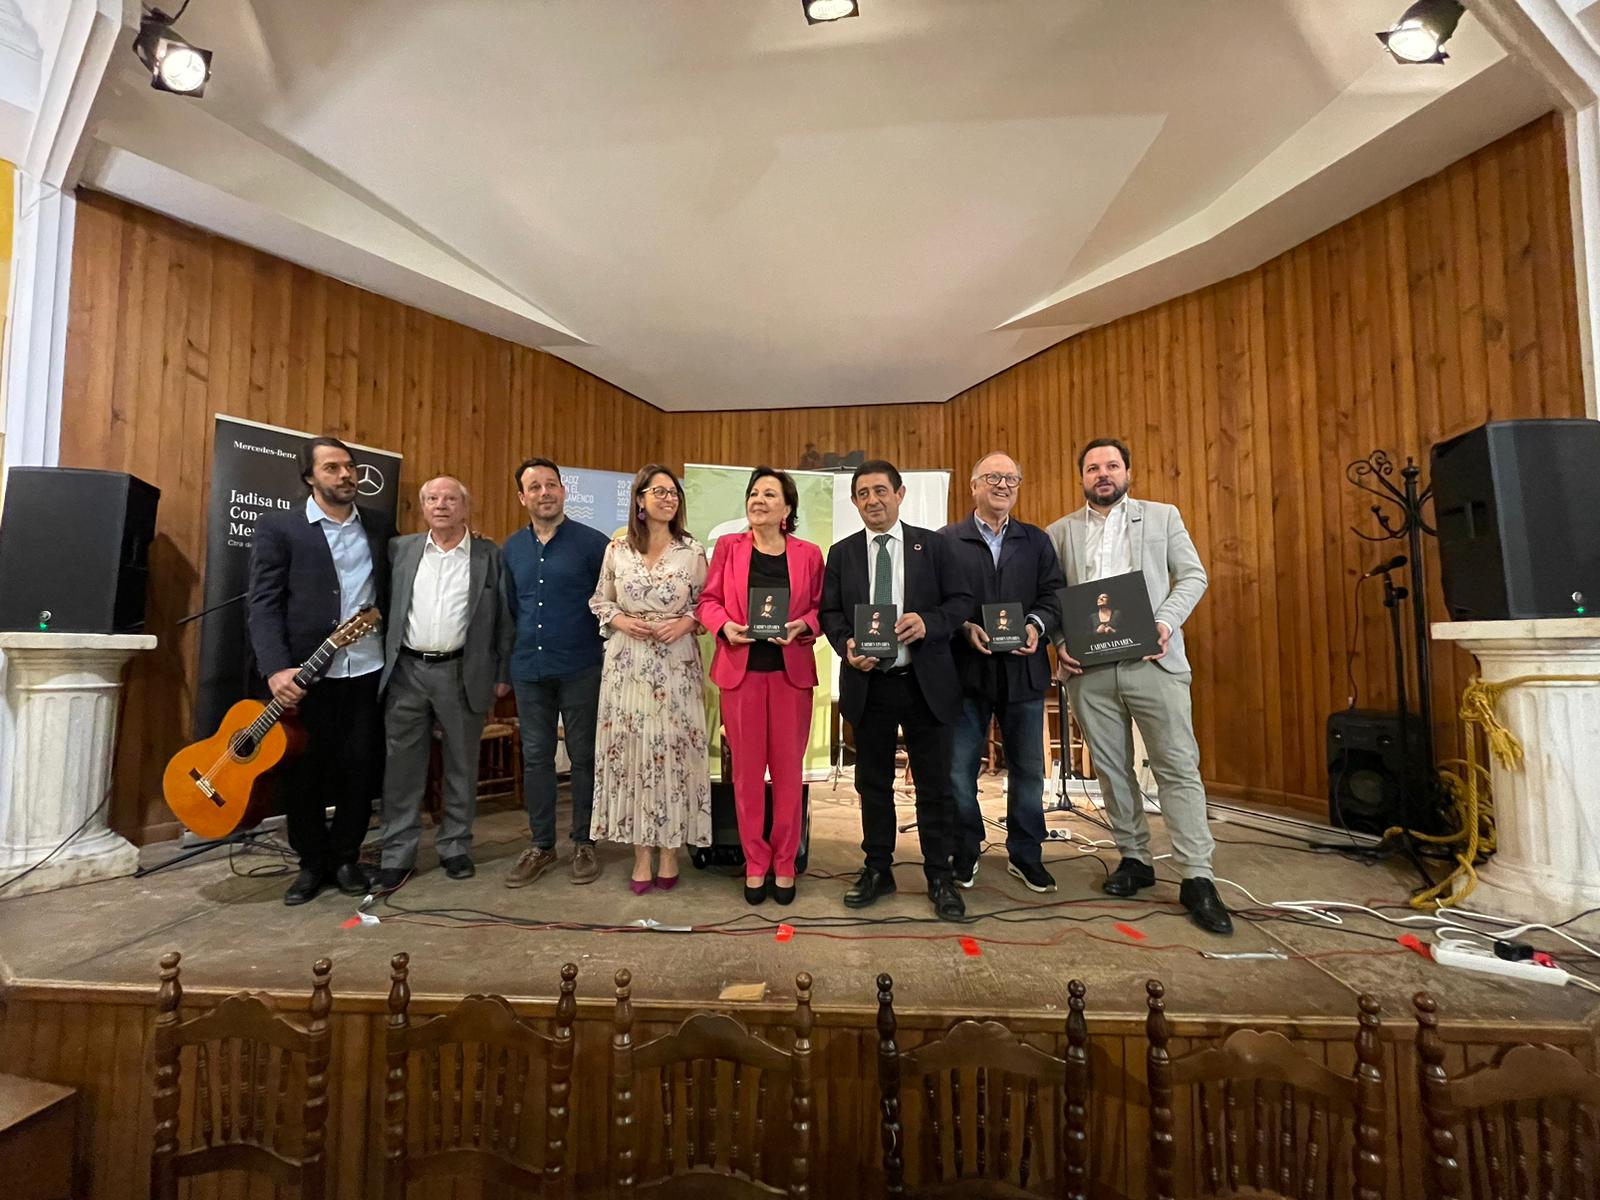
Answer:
[{"left": 830, "top": 469, "right": 950, "bottom": 539}]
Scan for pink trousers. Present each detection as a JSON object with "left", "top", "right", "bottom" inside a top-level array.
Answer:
[{"left": 720, "top": 671, "right": 812, "bottom": 877}]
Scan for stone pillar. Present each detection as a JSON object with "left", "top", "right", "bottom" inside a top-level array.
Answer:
[
  {"left": 0, "top": 632, "right": 155, "bottom": 896},
  {"left": 1432, "top": 618, "right": 1600, "bottom": 921}
]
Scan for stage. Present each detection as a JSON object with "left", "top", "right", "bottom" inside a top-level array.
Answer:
[{"left": 2, "top": 776, "right": 1597, "bottom": 1198}]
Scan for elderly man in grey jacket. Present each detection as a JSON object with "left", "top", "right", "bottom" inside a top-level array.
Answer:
[
  {"left": 374, "top": 476, "right": 513, "bottom": 890},
  {"left": 1047, "top": 438, "right": 1231, "bottom": 935}
]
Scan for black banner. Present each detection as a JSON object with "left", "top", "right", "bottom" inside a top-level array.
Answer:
[{"left": 193, "top": 415, "right": 403, "bottom": 737}]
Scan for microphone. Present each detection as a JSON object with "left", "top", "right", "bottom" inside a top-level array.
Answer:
[{"left": 1361, "top": 554, "right": 1407, "bottom": 580}]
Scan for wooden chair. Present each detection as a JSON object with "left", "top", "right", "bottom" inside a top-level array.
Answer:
[
  {"left": 610, "top": 967, "right": 814, "bottom": 1198},
  {"left": 424, "top": 717, "right": 523, "bottom": 823},
  {"left": 1145, "top": 980, "right": 1385, "bottom": 1200},
  {"left": 876, "top": 972, "right": 1094, "bottom": 1198},
  {"left": 382, "top": 952, "right": 578, "bottom": 1197},
  {"left": 149, "top": 950, "right": 333, "bottom": 1200},
  {"left": 1414, "top": 990, "right": 1600, "bottom": 1200}
]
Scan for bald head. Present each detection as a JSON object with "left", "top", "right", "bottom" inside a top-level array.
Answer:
[{"left": 419, "top": 475, "right": 471, "bottom": 544}]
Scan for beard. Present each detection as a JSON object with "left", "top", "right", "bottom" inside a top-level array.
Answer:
[{"left": 1083, "top": 479, "right": 1128, "bottom": 506}]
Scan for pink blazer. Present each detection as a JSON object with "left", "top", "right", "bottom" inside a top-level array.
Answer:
[{"left": 696, "top": 532, "right": 823, "bottom": 691}]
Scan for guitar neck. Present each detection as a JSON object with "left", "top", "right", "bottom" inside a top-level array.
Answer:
[{"left": 250, "top": 636, "right": 341, "bottom": 738}]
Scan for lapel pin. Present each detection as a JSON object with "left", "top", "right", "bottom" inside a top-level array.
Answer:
[{"left": 912, "top": 543, "right": 922, "bottom": 551}]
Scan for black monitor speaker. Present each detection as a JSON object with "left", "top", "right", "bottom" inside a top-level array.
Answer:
[
  {"left": 1431, "top": 418, "right": 1600, "bottom": 620},
  {"left": 1326, "top": 708, "right": 1429, "bottom": 836},
  {"left": 0, "top": 467, "right": 160, "bottom": 633}
]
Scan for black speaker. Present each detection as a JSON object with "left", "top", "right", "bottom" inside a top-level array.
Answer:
[
  {"left": 1326, "top": 708, "right": 1429, "bottom": 836},
  {"left": 1431, "top": 418, "right": 1600, "bottom": 620},
  {"left": 0, "top": 467, "right": 160, "bottom": 633},
  {"left": 691, "top": 782, "right": 812, "bottom": 874}
]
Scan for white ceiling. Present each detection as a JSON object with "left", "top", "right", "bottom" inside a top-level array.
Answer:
[{"left": 62, "top": 0, "right": 1555, "bottom": 410}]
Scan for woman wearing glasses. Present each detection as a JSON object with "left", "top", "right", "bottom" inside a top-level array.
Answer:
[
  {"left": 589, "top": 465, "right": 711, "bottom": 893},
  {"left": 696, "top": 466, "right": 822, "bottom": 906}
]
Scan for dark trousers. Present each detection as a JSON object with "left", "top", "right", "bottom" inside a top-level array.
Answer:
[
  {"left": 514, "top": 666, "right": 601, "bottom": 849},
  {"left": 852, "top": 670, "right": 954, "bottom": 882},
  {"left": 279, "top": 672, "right": 381, "bottom": 875},
  {"left": 950, "top": 693, "right": 1047, "bottom": 867}
]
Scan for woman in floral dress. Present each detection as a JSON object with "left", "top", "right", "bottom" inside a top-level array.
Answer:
[{"left": 589, "top": 464, "right": 711, "bottom": 892}]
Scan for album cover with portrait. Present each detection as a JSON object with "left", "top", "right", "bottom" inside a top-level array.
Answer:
[
  {"left": 1059, "top": 571, "right": 1159, "bottom": 667},
  {"left": 853, "top": 603, "right": 899, "bottom": 660},
  {"left": 982, "top": 602, "right": 1025, "bottom": 653},
  {"left": 747, "top": 587, "right": 789, "bottom": 640}
]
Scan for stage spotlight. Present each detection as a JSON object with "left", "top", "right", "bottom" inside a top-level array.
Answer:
[
  {"left": 132, "top": 5, "right": 213, "bottom": 97},
  {"left": 803, "top": 0, "right": 859, "bottom": 24},
  {"left": 1377, "top": 0, "right": 1465, "bottom": 64}
]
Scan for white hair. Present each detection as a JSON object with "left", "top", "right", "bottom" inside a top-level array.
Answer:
[
  {"left": 970, "top": 451, "right": 1021, "bottom": 482},
  {"left": 418, "top": 475, "right": 472, "bottom": 509}
]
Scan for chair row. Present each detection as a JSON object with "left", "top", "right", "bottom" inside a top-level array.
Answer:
[{"left": 147, "top": 951, "right": 1600, "bottom": 1199}]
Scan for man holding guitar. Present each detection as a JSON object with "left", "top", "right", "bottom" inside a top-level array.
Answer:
[{"left": 247, "top": 436, "right": 394, "bottom": 905}]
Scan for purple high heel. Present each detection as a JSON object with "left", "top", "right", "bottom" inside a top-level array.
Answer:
[
  {"left": 629, "top": 878, "right": 654, "bottom": 895},
  {"left": 654, "top": 874, "right": 679, "bottom": 892}
]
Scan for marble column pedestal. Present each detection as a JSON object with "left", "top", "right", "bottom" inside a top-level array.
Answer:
[
  {"left": 0, "top": 632, "right": 155, "bottom": 897},
  {"left": 1432, "top": 618, "right": 1600, "bottom": 922}
]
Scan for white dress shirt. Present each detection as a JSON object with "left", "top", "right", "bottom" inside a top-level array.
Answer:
[
  {"left": 865, "top": 520, "right": 910, "bottom": 669},
  {"left": 1084, "top": 498, "right": 1132, "bottom": 583},
  {"left": 404, "top": 531, "right": 472, "bottom": 652}
]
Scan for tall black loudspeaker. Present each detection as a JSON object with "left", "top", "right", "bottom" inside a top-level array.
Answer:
[
  {"left": 0, "top": 467, "right": 160, "bottom": 633},
  {"left": 1431, "top": 418, "right": 1600, "bottom": 620},
  {"left": 1327, "top": 708, "right": 1429, "bottom": 836}
]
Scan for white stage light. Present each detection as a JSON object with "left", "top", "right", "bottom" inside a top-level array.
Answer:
[
  {"left": 1377, "top": 0, "right": 1465, "bottom": 65},
  {"left": 132, "top": 5, "right": 214, "bottom": 97}
]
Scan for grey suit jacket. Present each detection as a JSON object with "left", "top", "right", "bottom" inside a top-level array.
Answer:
[
  {"left": 1045, "top": 498, "right": 1208, "bottom": 676},
  {"left": 380, "top": 532, "right": 513, "bottom": 713}
]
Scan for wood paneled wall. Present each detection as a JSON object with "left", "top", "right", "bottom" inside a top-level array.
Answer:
[
  {"left": 60, "top": 193, "right": 663, "bottom": 838},
  {"left": 57, "top": 112, "right": 1586, "bottom": 834}
]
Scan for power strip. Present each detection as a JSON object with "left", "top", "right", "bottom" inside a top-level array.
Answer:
[{"left": 1432, "top": 943, "right": 1571, "bottom": 987}]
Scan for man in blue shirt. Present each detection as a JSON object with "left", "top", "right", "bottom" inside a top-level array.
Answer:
[
  {"left": 247, "top": 436, "right": 394, "bottom": 905},
  {"left": 501, "top": 457, "right": 611, "bottom": 887}
]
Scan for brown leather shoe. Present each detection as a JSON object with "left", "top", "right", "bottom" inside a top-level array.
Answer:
[
  {"left": 505, "top": 845, "right": 558, "bottom": 888},
  {"left": 571, "top": 843, "right": 601, "bottom": 884}
]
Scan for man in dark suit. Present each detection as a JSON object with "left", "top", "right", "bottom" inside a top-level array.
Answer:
[
  {"left": 820, "top": 459, "right": 972, "bottom": 921},
  {"left": 942, "top": 452, "right": 1064, "bottom": 894},
  {"left": 247, "top": 436, "right": 395, "bottom": 905},
  {"left": 372, "top": 476, "right": 513, "bottom": 891}
]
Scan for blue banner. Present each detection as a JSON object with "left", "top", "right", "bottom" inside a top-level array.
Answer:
[{"left": 559, "top": 467, "right": 634, "bottom": 539}]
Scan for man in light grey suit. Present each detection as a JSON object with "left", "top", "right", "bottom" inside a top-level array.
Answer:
[
  {"left": 374, "top": 476, "right": 513, "bottom": 890},
  {"left": 1047, "top": 438, "right": 1232, "bottom": 935}
]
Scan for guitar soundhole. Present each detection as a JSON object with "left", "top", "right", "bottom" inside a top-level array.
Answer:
[{"left": 230, "top": 734, "right": 257, "bottom": 761}]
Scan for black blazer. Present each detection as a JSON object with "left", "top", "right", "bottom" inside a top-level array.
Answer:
[
  {"left": 247, "top": 503, "right": 395, "bottom": 678},
  {"left": 819, "top": 524, "right": 971, "bottom": 726},
  {"left": 941, "top": 514, "right": 1065, "bottom": 702}
]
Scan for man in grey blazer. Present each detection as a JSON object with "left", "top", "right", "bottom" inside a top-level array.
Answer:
[
  {"left": 373, "top": 476, "right": 513, "bottom": 890},
  {"left": 1047, "top": 438, "right": 1232, "bottom": 935}
]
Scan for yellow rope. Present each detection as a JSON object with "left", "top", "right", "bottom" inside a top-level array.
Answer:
[{"left": 1389, "top": 673, "right": 1600, "bottom": 910}]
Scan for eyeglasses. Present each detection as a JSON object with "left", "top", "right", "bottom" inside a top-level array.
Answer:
[
  {"left": 639, "top": 486, "right": 680, "bottom": 500},
  {"left": 977, "top": 473, "right": 1022, "bottom": 488}
]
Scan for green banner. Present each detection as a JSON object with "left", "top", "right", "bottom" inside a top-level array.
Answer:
[{"left": 683, "top": 464, "right": 837, "bottom": 776}]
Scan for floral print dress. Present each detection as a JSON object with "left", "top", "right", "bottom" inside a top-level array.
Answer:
[{"left": 588, "top": 537, "right": 711, "bottom": 848}]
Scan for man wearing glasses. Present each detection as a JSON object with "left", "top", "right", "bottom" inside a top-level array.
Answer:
[
  {"left": 941, "top": 453, "right": 1065, "bottom": 894},
  {"left": 501, "top": 457, "right": 612, "bottom": 888}
]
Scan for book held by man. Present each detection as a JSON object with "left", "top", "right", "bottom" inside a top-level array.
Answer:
[
  {"left": 853, "top": 603, "right": 899, "bottom": 660},
  {"left": 982, "top": 602, "right": 1025, "bottom": 653},
  {"left": 747, "top": 587, "right": 789, "bottom": 640},
  {"left": 1058, "top": 571, "right": 1160, "bottom": 667}
]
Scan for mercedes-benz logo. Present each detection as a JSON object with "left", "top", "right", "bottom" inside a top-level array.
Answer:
[{"left": 355, "top": 462, "right": 385, "bottom": 496}]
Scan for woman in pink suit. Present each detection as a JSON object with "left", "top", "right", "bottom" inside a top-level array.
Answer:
[{"left": 696, "top": 466, "right": 823, "bottom": 906}]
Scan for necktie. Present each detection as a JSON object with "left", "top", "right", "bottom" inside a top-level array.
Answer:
[{"left": 872, "top": 533, "right": 894, "bottom": 670}]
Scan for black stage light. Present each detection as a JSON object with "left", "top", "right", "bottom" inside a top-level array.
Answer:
[
  {"left": 803, "top": 0, "right": 860, "bottom": 24},
  {"left": 1377, "top": 0, "right": 1466, "bottom": 64},
  {"left": 132, "top": 5, "right": 213, "bottom": 96}
]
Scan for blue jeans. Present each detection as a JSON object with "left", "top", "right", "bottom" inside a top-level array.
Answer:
[
  {"left": 514, "top": 666, "right": 601, "bottom": 849},
  {"left": 949, "top": 694, "right": 1046, "bottom": 868}
]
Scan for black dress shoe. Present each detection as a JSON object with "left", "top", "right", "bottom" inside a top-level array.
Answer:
[
  {"left": 1102, "top": 857, "right": 1157, "bottom": 897},
  {"left": 373, "top": 867, "right": 411, "bottom": 893},
  {"left": 1180, "top": 878, "right": 1234, "bottom": 936},
  {"left": 334, "top": 862, "right": 371, "bottom": 896},
  {"left": 928, "top": 878, "right": 967, "bottom": 922},
  {"left": 284, "top": 868, "right": 325, "bottom": 906},
  {"left": 770, "top": 882, "right": 796, "bottom": 906},
  {"left": 843, "top": 867, "right": 897, "bottom": 909},
  {"left": 440, "top": 855, "right": 475, "bottom": 880},
  {"left": 744, "top": 881, "right": 768, "bottom": 905}
]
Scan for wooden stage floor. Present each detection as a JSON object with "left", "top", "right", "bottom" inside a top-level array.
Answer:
[{"left": 4, "top": 774, "right": 1597, "bottom": 1031}]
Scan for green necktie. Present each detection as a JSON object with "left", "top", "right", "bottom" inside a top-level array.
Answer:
[{"left": 872, "top": 533, "right": 894, "bottom": 604}]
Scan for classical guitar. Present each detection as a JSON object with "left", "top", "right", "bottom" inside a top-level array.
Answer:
[{"left": 163, "top": 606, "right": 382, "bottom": 839}]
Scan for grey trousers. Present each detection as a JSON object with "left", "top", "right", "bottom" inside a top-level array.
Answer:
[
  {"left": 1066, "top": 659, "right": 1215, "bottom": 879},
  {"left": 380, "top": 655, "right": 487, "bottom": 868}
]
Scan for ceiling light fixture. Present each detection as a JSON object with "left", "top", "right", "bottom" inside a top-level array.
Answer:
[
  {"left": 132, "top": 2, "right": 213, "bottom": 97},
  {"left": 803, "top": 0, "right": 860, "bottom": 24},
  {"left": 1377, "top": 0, "right": 1465, "bottom": 64}
]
